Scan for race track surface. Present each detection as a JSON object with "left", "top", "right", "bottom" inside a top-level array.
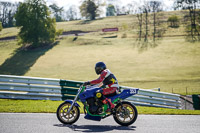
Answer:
[{"left": 0, "top": 113, "right": 200, "bottom": 133}]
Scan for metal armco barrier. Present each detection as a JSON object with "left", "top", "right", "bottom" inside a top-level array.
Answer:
[{"left": 0, "top": 75, "right": 181, "bottom": 109}]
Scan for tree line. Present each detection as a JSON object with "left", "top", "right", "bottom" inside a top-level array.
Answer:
[
  {"left": 0, "top": 0, "right": 177, "bottom": 27},
  {"left": 1, "top": 0, "right": 200, "bottom": 49},
  {"left": 75, "top": 0, "right": 200, "bottom": 43},
  {"left": 0, "top": 1, "right": 63, "bottom": 28},
  {"left": 175, "top": 0, "right": 200, "bottom": 42},
  {"left": 0, "top": 2, "right": 18, "bottom": 28}
]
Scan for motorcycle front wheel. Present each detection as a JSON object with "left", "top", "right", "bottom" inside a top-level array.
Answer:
[
  {"left": 56, "top": 102, "right": 80, "bottom": 125},
  {"left": 113, "top": 101, "right": 138, "bottom": 126}
]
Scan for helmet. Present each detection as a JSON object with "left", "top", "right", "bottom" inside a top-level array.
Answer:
[{"left": 95, "top": 62, "right": 106, "bottom": 75}]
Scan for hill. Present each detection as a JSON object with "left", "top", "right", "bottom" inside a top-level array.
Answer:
[
  {"left": 0, "top": 10, "right": 200, "bottom": 95},
  {"left": 0, "top": 10, "right": 188, "bottom": 39}
]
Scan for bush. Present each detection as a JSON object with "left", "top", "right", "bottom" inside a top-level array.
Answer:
[
  {"left": 56, "top": 29, "right": 64, "bottom": 37},
  {"left": 168, "top": 15, "right": 180, "bottom": 28},
  {"left": 122, "top": 23, "right": 128, "bottom": 30},
  {"left": 121, "top": 33, "right": 127, "bottom": 38}
]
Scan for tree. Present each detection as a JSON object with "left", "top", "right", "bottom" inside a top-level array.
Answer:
[
  {"left": 80, "top": 0, "right": 97, "bottom": 20},
  {"left": 0, "top": 22, "right": 2, "bottom": 31},
  {"left": 168, "top": 15, "right": 180, "bottom": 27},
  {"left": 0, "top": 2, "right": 18, "bottom": 27},
  {"left": 149, "top": 1, "right": 164, "bottom": 41},
  {"left": 136, "top": 0, "right": 165, "bottom": 44},
  {"left": 66, "top": 5, "right": 78, "bottom": 21},
  {"left": 80, "top": 0, "right": 104, "bottom": 20},
  {"left": 143, "top": 2, "right": 151, "bottom": 42},
  {"left": 136, "top": 6, "right": 143, "bottom": 41},
  {"left": 115, "top": 5, "right": 121, "bottom": 15},
  {"left": 174, "top": 0, "right": 200, "bottom": 41},
  {"left": 49, "top": 3, "right": 64, "bottom": 22},
  {"left": 106, "top": 4, "right": 116, "bottom": 16},
  {"left": 126, "top": 3, "right": 136, "bottom": 14},
  {"left": 15, "top": 0, "right": 56, "bottom": 48}
]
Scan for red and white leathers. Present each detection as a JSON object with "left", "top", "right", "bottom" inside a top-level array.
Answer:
[{"left": 89, "top": 69, "right": 119, "bottom": 96}]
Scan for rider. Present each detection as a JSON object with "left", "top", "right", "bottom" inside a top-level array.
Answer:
[{"left": 83, "top": 62, "right": 119, "bottom": 112}]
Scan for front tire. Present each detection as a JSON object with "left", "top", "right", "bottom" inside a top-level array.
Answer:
[
  {"left": 113, "top": 102, "right": 138, "bottom": 126},
  {"left": 56, "top": 102, "right": 80, "bottom": 125}
]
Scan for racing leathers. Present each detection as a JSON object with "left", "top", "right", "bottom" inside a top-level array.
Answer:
[
  {"left": 89, "top": 69, "right": 119, "bottom": 96},
  {"left": 88, "top": 69, "right": 119, "bottom": 111}
]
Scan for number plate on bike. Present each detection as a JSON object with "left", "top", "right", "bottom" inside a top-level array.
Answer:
[{"left": 130, "top": 89, "right": 137, "bottom": 94}]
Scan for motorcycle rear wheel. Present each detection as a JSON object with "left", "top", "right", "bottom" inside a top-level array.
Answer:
[
  {"left": 113, "top": 102, "right": 138, "bottom": 126},
  {"left": 56, "top": 102, "right": 80, "bottom": 125}
]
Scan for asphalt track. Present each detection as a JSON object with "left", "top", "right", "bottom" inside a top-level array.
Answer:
[{"left": 0, "top": 113, "right": 200, "bottom": 133}]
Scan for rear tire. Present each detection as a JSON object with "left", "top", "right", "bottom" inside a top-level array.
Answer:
[
  {"left": 56, "top": 102, "right": 80, "bottom": 125},
  {"left": 113, "top": 102, "right": 138, "bottom": 126}
]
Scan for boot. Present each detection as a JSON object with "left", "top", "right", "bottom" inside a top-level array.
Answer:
[{"left": 103, "top": 98, "right": 115, "bottom": 112}]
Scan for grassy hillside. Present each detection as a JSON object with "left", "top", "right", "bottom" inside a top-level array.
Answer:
[
  {"left": 0, "top": 10, "right": 200, "bottom": 95},
  {"left": 0, "top": 10, "right": 188, "bottom": 39}
]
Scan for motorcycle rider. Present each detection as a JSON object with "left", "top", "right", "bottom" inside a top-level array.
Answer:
[{"left": 83, "top": 62, "right": 119, "bottom": 112}]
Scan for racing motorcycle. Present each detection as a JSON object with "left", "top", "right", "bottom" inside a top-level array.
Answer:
[{"left": 56, "top": 85, "right": 139, "bottom": 126}]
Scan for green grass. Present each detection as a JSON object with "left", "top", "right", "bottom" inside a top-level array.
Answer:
[
  {"left": 0, "top": 99, "right": 62, "bottom": 113},
  {"left": 0, "top": 35, "right": 200, "bottom": 95},
  {"left": 24, "top": 35, "right": 200, "bottom": 95},
  {"left": 0, "top": 27, "right": 19, "bottom": 38},
  {"left": 0, "top": 99, "right": 200, "bottom": 114},
  {"left": 137, "top": 106, "right": 200, "bottom": 115}
]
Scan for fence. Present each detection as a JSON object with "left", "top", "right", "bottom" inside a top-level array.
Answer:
[{"left": 0, "top": 75, "right": 181, "bottom": 109}]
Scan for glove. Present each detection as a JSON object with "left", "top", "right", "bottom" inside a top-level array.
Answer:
[{"left": 83, "top": 81, "right": 90, "bottom": 86}]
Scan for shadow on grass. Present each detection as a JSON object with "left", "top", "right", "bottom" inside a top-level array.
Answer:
[
  {"left": 0, "top": 41, "right": 59, "bottom": 75},
  {"left": 77, "top": 18, "right": 104, "bottom": 25},
  {"left": 54, "top": 124, "right": 136, "bottom": 132},
  {"left": 77, "top": 20, "right": 94, "bottom": 25},
  {"left": 134, "top": 40, "right": 158, "bottom": 53},
  {"left": 103, "top": 35, "right": 118, "bottom": 38}
]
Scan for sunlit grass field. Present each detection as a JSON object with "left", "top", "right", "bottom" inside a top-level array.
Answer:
[
  {"left": 0, "top": 27, "right": 19, "bottom": 38},
  {"left": 0, "top": 34, "right": 199, "bottom": 95},
  {"left": 27, "top": 35, "right": 200, "bottom": 94},
  {"left": 1, "top": 99, "right": 200, "bottom": 114}
]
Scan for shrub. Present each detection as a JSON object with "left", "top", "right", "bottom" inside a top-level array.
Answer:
[
  {"left": 168, "top": 15, "right": 180, "bottom": 28},
  {"left": 121, "top": 33, "right": 127, "bottom": 38}
]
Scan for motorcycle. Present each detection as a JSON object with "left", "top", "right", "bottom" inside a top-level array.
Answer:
[{"left": 56, "top": 85, "right": 139, "bottom": 126}]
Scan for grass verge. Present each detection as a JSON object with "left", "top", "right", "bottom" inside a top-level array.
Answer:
[{"left": 0, "top": 99, "right": 200, "bottom": 115}]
